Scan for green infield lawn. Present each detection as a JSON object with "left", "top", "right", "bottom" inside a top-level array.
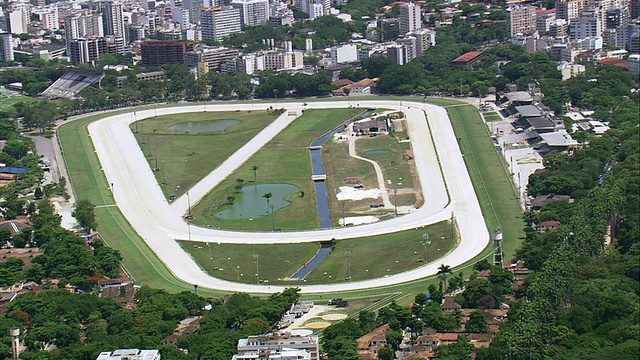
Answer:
[
  {"left": 0, "top": 95, "right": 39, "bottom": 112},
  {"left": 131, "top": 110, "right": 279, "bottom": 199},
  {"left": 178, "top": 220, "right": 455, "bottom": 285},
  {"left": 189, "top": 108, "right": 362, "bottom": 231}
]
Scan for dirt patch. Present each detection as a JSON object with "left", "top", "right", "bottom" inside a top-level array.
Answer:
[{"left": 343, "top": 177, "right": 360, "bottom": 184}]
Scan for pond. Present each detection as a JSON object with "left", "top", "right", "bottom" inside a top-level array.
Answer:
[
  {"left": 215, "top": 183, "right": 300, "bottom": 219},
  {"left": 168, "top": 119, "right": 241, "bottom": 134},
  {"left": 365, "top": 150, "right": 387, "bottom": 155}
]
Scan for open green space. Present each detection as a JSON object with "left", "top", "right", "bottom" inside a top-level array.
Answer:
[
  {"left": 0, "top": 94, "right": 39, "bottom": 112},
  {"left": 190, "top": 108, "right": 361, "bottom": 231},
  {"left": 357, "top": 134, "right": 416, "bottom": 206},
  {"left": 130, "top": 110, "right": 278, "bottom": 199},
  {"left": 483, "top": 112, "right": 502, "bottom": 122},
  {"left": 445, "top": 104, "right": 524, "bottom": 259},
  {"left": 179, "top": 220, "right": 455, "bottom": 285},
  {"left": 57, "top": 98, "right": 524, "bottom": 300}
]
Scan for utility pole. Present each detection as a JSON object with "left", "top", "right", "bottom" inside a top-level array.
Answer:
[
  {"left": 253, "top": 254, "right": 259, "bottom": 284},
  {"left": 421, "top": 233, "right": 430, "bottom": 262},
  {"left": 162, "top": 161, "right": 166, "bottom": 185},
  {"left": 186, "top": 191, "right": 193, "bottom": 220},
  {"left": 271, "top": 204, "right": 275, "bottom": 231},
  {"left": 345, "top": 250, "right": 351, "bottom": 281},
  {"left": 394, "top": 187, "right": 398, "bottom": 216},
  {"left": 153, "top": 146, "right": 158, "bottom": 171}
]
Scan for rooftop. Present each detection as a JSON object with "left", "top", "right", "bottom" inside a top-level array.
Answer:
[
  {"left": 539, "top": 131, "right": 579, "bottom": 147},
  {"left": 452, "top": 51, "right": 484, "bottom": 63}
]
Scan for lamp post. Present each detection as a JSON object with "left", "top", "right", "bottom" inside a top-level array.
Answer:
[
  {"left": 273, "top": 89, "right": 278, "bottom": 109},
  {"left": 421, "top": 233, "right": 431, "bottom": 262},
  {"left": 253, "top": 254, "right": 259, "bottom": 284},
  {"left": 161, "top": 160, "right": 166, "bottom": 185},
  {"left": 271, "top": 204, "right": 275, "bottom": 231},
  {"left": 153, "top": 146, "right": 158, "bottom": 171},
  {"left": 186, "top": 191, "right": 193, "bottom": 220},
  {"left": 345, "top": 250, "right": 351, "bottom": 281}
]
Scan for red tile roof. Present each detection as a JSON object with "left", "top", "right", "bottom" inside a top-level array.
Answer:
[
  {"left": 452, "top": 51, "right": 484, "bottom": 63},
  {"left": 598, "top": 58, "right": 629, "bottom": 68}
]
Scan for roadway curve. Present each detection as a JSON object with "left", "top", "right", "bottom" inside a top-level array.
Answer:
[{"left": 86, "top": 100, "right": 488, "bottom": 293}]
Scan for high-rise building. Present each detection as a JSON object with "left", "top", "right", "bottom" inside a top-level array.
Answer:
[
  {"left": 399, "top": 2, "right": 421, "bottom": 35},
  {"left": 8, "top": 10, "right": 28, "bottom": 34},
  {"left": 200, "top": 7, "right": 242, "bottom": 41},
  {"left": 570, "top": 7, "right": 602, "bottom": 40},
  {"left": 64, "top": 13, "right": 104, "bottom": 56},
  {"left": 69, "top": 38, "right": 104, "bottom": 65},
  {"left": 231, "top": 0, "right": 269, "bottom": 26},
  {"left": 387, "top": 43, "right": 409, "bottom": 65},
  {"left": 141, "top": 40, "right": 193, "bottom": 66},
  {"left": 42, "top": 11, "right": 59, "bottom": 30},
  {"left": 556, "top": 0, "right": 587, "bottom": 20},
  {"left": 0, "top": 33, "right": 14, "bottom": 62},
  {"left": 408, "top": 28, "right": 436, "bottom": 56},
  {"left": 507, "top": 5, "right": 537, "bottom": 37},
  {"left": 103, "top": 1, "right": 126, "bottom": 41},
  {"left": 184, "top": 0, "right": 204, "bottom": 23},
  {"left": 378, "top": 18, "right": 400, "bottom": 41}
]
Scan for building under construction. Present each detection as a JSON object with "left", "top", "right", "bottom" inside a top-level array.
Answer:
[{"left": 140, "top": 40, "right": 194, "bottom": 67}]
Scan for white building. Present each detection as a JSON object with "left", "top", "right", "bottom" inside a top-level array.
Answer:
[
  {"left": 231, "top": 0, "right": 269, "bottom": 27},
  {"left": 408, "top": 28, "right": 436, "bottom": 56},
  {"left": 557, "top": 61, "right": 586, "bottom": 80},
  {"left": 8, "top": 10, "right": 28, "bottom": 34},
  {"left": 263, "top": 51, "right": 304, "bottom": 71},
  {"left": 96, "top": 349, "right": 160, "bottom": 360},
  {"left": 200, "top": 7, "right": 242, "bottom": 41},
  {"left": 330, "top": 43, "right": 357, "bottom": 64},
  {"left": 41, "top": 11, "right": 59, "bottom": 30},
  {"left": 399, "top": 2, "right": 421, "bottom": 35},
  {"left": 0, "top": 33, "right": 13, "bottom": 62},
  {"left": 235, "top": 333, "right": 319, "bottom": 360}
]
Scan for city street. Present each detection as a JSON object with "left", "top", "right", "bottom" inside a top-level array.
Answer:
[{"left": 85, "top": 100, "right": 489, "bottom": 293}]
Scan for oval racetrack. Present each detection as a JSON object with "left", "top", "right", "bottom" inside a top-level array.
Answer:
[{"left": 86, "top": 100, "right": 489, "bottom": 293}]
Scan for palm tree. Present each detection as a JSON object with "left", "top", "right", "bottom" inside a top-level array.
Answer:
[
  {"left": 263, "top": 192, "right": 272, "bottom": 216},
  {"left": 251, "top": 165, "right": 258, "bottom": 183},
  {"left": 437, "top": 264, "right": 453, "bottom": 292}
]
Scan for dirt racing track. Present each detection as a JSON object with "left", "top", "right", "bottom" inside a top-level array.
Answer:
[{"left": 87, "top": 100, "right": 489, "bottom": 293}]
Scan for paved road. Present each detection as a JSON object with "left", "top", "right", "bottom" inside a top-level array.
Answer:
[
  {"left": 85, "top": 101, "right": 488, "bottom": 293},
  {"left": 32, "top": 135, "right": 59, "bottom": 184}
]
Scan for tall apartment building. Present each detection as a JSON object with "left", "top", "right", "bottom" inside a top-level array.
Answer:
[
  {"left": 69, "top": 38, "right": 103, "bottom": 65},
  {"left": 7, "top": 10, "right": 28, "bottom": 34},
  {"left": 387, "top": 43, "right": 409, "bottom": 65},
  {"left": 185, "top": 45, "right": 239, "bottom": 71},
  {"left": 408, "top": 28, "right": 436, "bottom": 55},
  {"left": 399, "top": 2, "right": 421, "bottom": 35},
  {"left": 556, "top": 0, "right": 587, "bottom": 20},
  {"left": 330, "top": 44, "right": 357, "bottom": 64},
  {"left": 41, "top": 11, "right": 59, "bottom": 30},
  {"left": 570, "top": 7, "right": 602, "bottom": 40},
  {"left": 536, "top": 9, "right": 557, "bottom": 32},
  {"left": 200, "top": 7, "right": 242, "bottom": 41},
  {"left": 378, "top": 18, "right": 400, "bottom": 41},
  {"left": 103, "top": 1, "right": 126, "bottom": 42},
  {"left": 184, "top": 0, "right": 204, "bottom": 23},
  {"left": 0, "top": 33, "right": 13, "bottom": 62},
  {"left": 231, "top": 0, "right": 269, "bottom": 26},
  {"left": 141, "top": 40, "right": 193, "bottom": 66},
  {"left": 507, "top": 5, "right": 537, "bottom": 37},
  {"left": 64, "top": 13, "right": 104, "bottom": 57}
]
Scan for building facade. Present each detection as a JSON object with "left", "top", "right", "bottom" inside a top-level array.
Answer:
[
  {"left": 201, "top": 7, "right": 242, "bottom": 41},
  {"left": 507, "top": 5, "right": 537, "bottom": 37},
  {"left": 231, "top": 0, "right": 269, "bottom": 26},
  {"left": 399, "top": 2, "right": 421, "bottom": 35}
]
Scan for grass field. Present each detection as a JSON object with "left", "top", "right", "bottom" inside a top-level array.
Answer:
[
  {"left": 483, "top": 112, "right": 502, "bottom": 122},
  {"left": 178, "top": 220, "right": 455, "bottom": 285},
  {"left": 357, "top": 134, "right": 416, "bottom": 205},
  {"left": 57, "top": 98, "right": 524, "bottom": 300},
  {"left": 0, "top": 94, "right": 38, "bottom": 112},
  {"left": 189, "top": 108, "right": 361, "bottom": 231},
  {"left": 131, "top": 111, "right": 278, "bottom": 199}
]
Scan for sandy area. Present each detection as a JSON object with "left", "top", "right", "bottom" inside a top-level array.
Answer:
[
  {"left": 336, "top": 186, "right": 382, "bottom": 201},
  {"left": 305, "top": 321, "right": 331, "bottom": 329},
  {"left": 322, "top": 313, "right": 348, "bottom": 321},
  {"left": 339, "top": 216, "right": 380, "bottom": 226}
]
